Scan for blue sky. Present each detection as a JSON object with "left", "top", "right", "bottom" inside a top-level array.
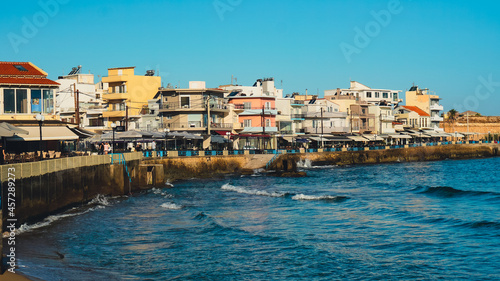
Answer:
[{"left": 1, "top": 0, "right": 499, "bottom": 115}]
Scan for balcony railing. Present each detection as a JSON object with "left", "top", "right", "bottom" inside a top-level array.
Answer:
[
  {"left": 430, "top": 104, "right": 444, "bottom": 111},
  {"left": 160, "top": 122, "right": 233, "bottom": 130},
  {"left": 291, "top": 114, "right": 305, "bottom": 119},
  {"left": 160, "top": 102, "right": 229, "bottom": 111},
  {"left": 380, "top": 115, "right": 395, "bottom": 121},
  {"left": 430, "top": 116, "right": 444, "bottom": 122}
]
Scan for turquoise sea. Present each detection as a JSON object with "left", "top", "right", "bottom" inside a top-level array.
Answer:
[{"left": 16, "top": 157, "right": 500, "bottom": 280}]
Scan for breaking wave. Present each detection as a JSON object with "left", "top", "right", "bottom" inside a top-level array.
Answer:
[
  {"left": 291, "top": 194, "right": 349, "bottom": 202},
  {"left": 12, "top": 195, "right": 112, "bottom": 236},
  {"left": 221, "top": 183, "right": 286, "bottom": 197},
  {"left": 160, "top": 202, "right": 182, "bottom": 210}
]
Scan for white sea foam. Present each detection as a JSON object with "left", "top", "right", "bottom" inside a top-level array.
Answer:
[
  {"left": 88, "top": 194, "right": 111, "bottom": 206},
  {"left": 292, "top": 194, "right": 341, "bottom": 201},
  {"left": 221, "top": 183, "right": 284, "bottom": 197},
  {"left": 9, "top": 195, "right": 111, "bottom": 236},
  {"left": 152, "top": 188, "right": 162, "bottom": 194},
  {"left": 160, "top": 202, "right": 182, "bottom": 210},
  {"left": 165, "top": 180, "right": 174, "bottom": 187},
  {"left": 297, "top": 159, "right": 312, "bottom": 168}
]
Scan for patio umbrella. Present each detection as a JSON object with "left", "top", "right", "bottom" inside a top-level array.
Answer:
[
  {"left": 178, "top": 131, "right": 203, "bottom": 140},
  {"left": 117, "top": 130, "right": 153, "bottom": 139}
]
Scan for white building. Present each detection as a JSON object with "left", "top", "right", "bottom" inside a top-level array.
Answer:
[
  {"left": 56, "top": 66, "right": 104, "bottom": 129},
  {"left": 325, "top": 81, "right": 401, "bottom": 106},
  {"left": 221, "top": 77, "right": 284, "bottom": 98},
  {"left": 297, "top": 99, "right": 349, "bottom": 134}
]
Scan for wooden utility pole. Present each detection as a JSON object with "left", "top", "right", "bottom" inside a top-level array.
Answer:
[
  {"left": 320, "top": 107, "right": 324, "bottom": 148},
  {"left": 124, "top": 103, "right": 128, "bottom": 131},
  {"left": 207, "top": 95, "right": 211, "bottom": 135},
  {"left": 262, "top": 106, "right": 266, "bottom": 149},
  {"left": 73, "top": 83, "right": 80, "bottom": 126}
]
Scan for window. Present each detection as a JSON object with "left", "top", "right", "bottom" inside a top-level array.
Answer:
[
  {"left": 265, "top": 102, "right": 271, "bottom": 110},
  {"left": 265, "top": 119, "right": 271, "bottom": 127},
  {"left": 31, "top": 89, "right": 42, "bottom": 113},
  {"left": 383, "top": 92, "right": 388, "bottom": 99},
  {"left": 14, "top": 65, "right": 28, "bottom": 72},
  {"left": 3, "top": 89, "right": 15, "bottom": 113},
  {"left": 393, "top": 93, "right": 398, "bottom": 101},
  {"left": 366, "top": 92, "right": 372, "bottom": 98},
  {"left": 243, "top": 119, "right": 252, "bottom": 127},
  {"left": 362, "top": 108, "right": 366, "bottom": 114},
  {"left": 375, "top": 92, "right": 380, "bottom": 98},
  {"left": 180, "top": 96, "right": 190, "bottom": 108},
  {"left": 16, "top": 89, "right": 28, "bottom": 113},
  {"left": 243, "top": 102, "right": 252, "bottom": 109}
]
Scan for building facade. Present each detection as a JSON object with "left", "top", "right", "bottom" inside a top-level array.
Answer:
[
  {"left": 405, "top": 85, "right": 444, "bottom": 131},
  {"left": 0, "top": 61, "right": 58, "bottom": 121},
  {"left": 156, "top": 81, "right": 233, "bottom": 135},
  {"left": 101, "top": 67, "right": 161, "bottom": 129}
]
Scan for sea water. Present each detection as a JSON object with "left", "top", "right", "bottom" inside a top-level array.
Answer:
[{"left": 15, "top": 157, "right": 500, "bottom": 280}]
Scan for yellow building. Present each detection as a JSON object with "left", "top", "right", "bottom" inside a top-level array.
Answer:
[
  {"left": 405, "top": 85, "right": 444, "bottom": 131},
  {"left": 102, "top": 67, "right": 161, "bottom": 129}
]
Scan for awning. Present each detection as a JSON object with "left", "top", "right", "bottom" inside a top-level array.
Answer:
[
  {"left": 452, "top": 132, "right": 465, "bottom": 138},
  {"left": 214, "top": 130, "right": 235, "bottom": 136},
  {"left": 389, "top": 134, "right": 412, "bottom": 139},
  {"left": 239, "top": 134, "right": 271, "bottom": 138},
  {"left": 211, "top": 135, "right": 229, "bottom": 143},
  {"left": 326, "top": 137, "right": 351, "bottom": 142},
  {"left": 69, "top": 127, "right": 95, "bottom": 138},
  {"left": 308, "top": 136, "right": 323, "bottom": 142},
  {"left": 363, "top": 134, "right": 384, "bottom": 141},
  {"left": 347, "top": 136, "right": 367, "bottom": 142},
  {"left": 279, "top": 136, "right": 294, "bottom": 142},
  {"left": 6, "top": 126, "right": 79, "bottom": 141}
]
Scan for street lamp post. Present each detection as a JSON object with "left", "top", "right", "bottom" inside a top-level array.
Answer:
[
  {"left": 111, "top": 123, "right": 117, "bottom": 154},
  {"left": 226, "top": 132, "right": 231, "bottom": 150},
  {"left": 36, "top": 114, "right": 45, "bottom": 160}
]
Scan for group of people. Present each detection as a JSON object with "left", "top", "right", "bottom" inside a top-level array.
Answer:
[{"left": 96, "top": 142, "right": 112, "bottom": 155}]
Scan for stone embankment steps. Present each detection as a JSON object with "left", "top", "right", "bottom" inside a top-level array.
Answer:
[{"left": 243, "top": 154, "right": 275, "bottom": 170}]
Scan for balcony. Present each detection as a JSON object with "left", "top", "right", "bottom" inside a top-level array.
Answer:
[
  {"left": 160, "top": 122, "right": 233, "bottom": 131},
  {"left": 430, "top": 116, "right": 444, "bottom": 122},
  {"left": 103, "top": 110, "right": 126, "bottom": 118},
  {"left": 430, "top": 104, "right": 444, "bottom": 111},
  {"left": 102, "top": 92, "right": 128, "bottom": 100},
  {"left": 291, "top": 100, "right": 305, "bottom": 106},
  {"left": 302, "top": 126, "right": 349, "bottom": 134},
  {"left": 291, "top": 114, "right": 305, "bottom": 120},
  {"left": 380, "top": 115, "right": 395, "bottom": 121},
  {"left": 159, "top": 102, "right": 229, "bottom": 113}
]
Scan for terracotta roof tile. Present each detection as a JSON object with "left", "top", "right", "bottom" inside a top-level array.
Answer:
[
  {"left": 402, "top": 106, "right": 430, "bottom": 117},
  {"left": 0, "top": 77, "right": 59, "bottom": 86},
  {"left": 0, "top": 62, "right": 45, "bottom": 76}
]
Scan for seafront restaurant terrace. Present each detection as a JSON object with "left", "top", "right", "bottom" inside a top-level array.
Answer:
[{"left": 1, "top": 127, "right": 496, "bottom": 164}]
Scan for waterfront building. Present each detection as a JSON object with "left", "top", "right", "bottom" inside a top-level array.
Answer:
[
  {"left": 155, "top": 81, "right": 234, "bottom": 135},
  {"left": 296, "top": 98, "right": 349, "bottom": 135},
  {"left": 405, "top": 85, "right": 444, "bottom": 131},
  {"left": 0, "top": 61, "right": 79, "bottom": 154},
  {"left": 275, "top": 96, "right": 294, "bottom": 135},
  {"left": 369, "top": 104, "right": 396, "bottom": 134},
  {"left": 101, "top": 67, "right": 161, "bottom": 130},
  {"left": 349, "top": 102, "right": 376, "bottom": 134},
  {"left": 325, "top": 81, "right": 401, "bottom": 106},
  {"left": 222, "top": 78, "right": 280, "bottom": 149},
  {"left": 56, "top": 66, "right": 104, "bottom": 131},
  {"left": 0, "top": 61, "right": 58, "bottom": 120},
  {"left": 137, "top": 99, "right": 162, "bottom": 132},
  {"left": 394, "top": 105, "right": 431, "bottom": 129}
]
